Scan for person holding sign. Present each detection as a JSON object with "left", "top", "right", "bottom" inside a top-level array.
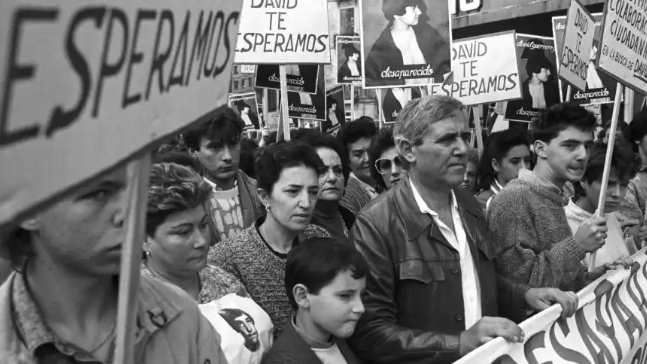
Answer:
[
  {"left": 0, "top": 167, "right": 228, "bottom": 364},
  {"left": 349, "top": 95, "right": 577, "bottom": 364}
]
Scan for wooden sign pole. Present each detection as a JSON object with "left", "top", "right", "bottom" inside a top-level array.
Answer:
[
  {"left": 566, "top": 85, "right": 572, "bottom": 102},
  {"left": 279, "top": 65, "right": 291, "bottom": 141},
  {"left": 376, "top": 89, "right": 384, "bottom": 129},
  {"left": 114, "top": 154, "right": 152, "bottom": 364},
  {"left": 473, "top": 105, "right": 484, "bottom": 158},
  {"left": 262, "top": 88, "right": 269, "bottom": 129},
  {"left": 350, "top": 84, "right": 356, "bottom": 120}
]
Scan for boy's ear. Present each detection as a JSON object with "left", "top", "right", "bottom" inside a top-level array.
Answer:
[{"left": 293, "top": 284, "right": 310, "bottom": 309}]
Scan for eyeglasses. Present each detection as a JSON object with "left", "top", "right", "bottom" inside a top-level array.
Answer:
[{"left": 375, "top": 156, "right": 402, "bottom": 175}]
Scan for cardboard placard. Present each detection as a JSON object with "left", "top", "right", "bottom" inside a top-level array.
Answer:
[
  {"left": 323, "top": 85, "right": 346, "bottom": 134},
  {"left": 229, "top": 92, "right": 261, "bottom": 130},
  {"left": 559, "top": 0, "right": 596, "bottom": 92},
  {"left": 336, "top": 37, "right": 362, "bottom": 85},
  {"left": 380, "top": 87, "right": 424, "bottom": 123},
  {"left": 286, "top": 66, "right": 326, "bottom": 121},
  {"left": 255, "top": 65, "right": 319, "bottom": 94}
]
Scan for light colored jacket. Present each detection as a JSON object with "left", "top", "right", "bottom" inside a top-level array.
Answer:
[{"left": 0, "top": 273, "right": 229, "bottom": 364}]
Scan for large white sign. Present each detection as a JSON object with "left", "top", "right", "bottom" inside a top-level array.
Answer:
[
  {"left": 559, "top": 0, "right": 596, "bottom": 92},
  {"left": 597, "top": 0, "right": 647, "bottom": 95},
  {"left": 234, "top": 0, "right": 330, "bottom": 64},
  {"left": 430, "top": 31, "right": 522, "bottom": 105},
  {"left": 0, "top": 0, "right": 242, "bottom": 226}
]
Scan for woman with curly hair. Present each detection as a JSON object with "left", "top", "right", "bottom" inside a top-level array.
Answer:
[{"left": 368, "top": 127, "right": 405, "bottom": 193}]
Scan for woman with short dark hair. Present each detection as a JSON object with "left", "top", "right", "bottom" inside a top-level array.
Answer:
[{"left": 368, "top": 127, "right": 405, "bottom": 193}]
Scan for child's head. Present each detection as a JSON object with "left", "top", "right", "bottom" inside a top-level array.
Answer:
[{"left": 285, "top": 237, "right": 368, "bottom": 339}]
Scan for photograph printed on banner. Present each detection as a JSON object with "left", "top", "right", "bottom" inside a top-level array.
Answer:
[
  {"left": 229, "top": 92, "right": 261, "bottom": 130},
  {"left": 552, "top": 14, "right": 616, "bottom": 105},
  {"left": 286, "top": 66, "right": 327, "bottom": 121},
  {"left": 324, "top": 86, "right": 347, "bottom": 134},
  {"left": 360, "top": 0, "right": 452, "bottom": 88},
  {"left": 337, "top": 36, "right": 363, "bottom": 84},
  {"left": 504, "top": 34, "right": 560, "bottom": 122},
  {"left": 380, "top": 87, "right": 424, "bottom": 123},
  {"left": 255, "top": 65, "right": 320, "bottom": 94}
]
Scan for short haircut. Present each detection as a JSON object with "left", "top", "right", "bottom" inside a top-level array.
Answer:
[
  {"left": 327, "top": 96, "right": 338, "bottom": 110},
  {"left": 574, "top": 141, "right": 641, "bottom": 198},
  {"left": 382, "top": 0, "right": 421, "bottom": 21},
  {"left": 474, "top": 129, "right": 529, "bottom": 193},
  {"left": 153, "top": 152, "right": 202, "bottom": 174},
  {"left": 296, "top": 132, "right": 352, "bottom": 185},
  {"left": 525, "top": 56, "right": 553, "bottom": 75},
  {"left": 394, "top": 95, "right": 467, "bottom": 151},
  {"left": 368, "top": 127, "right": 396, "bottom": 192},
  {"left": 343, "top": 43, "right": 360, "bottom": 58},
  {"left": 336, "top": 117, "right": 377, "bottom": 151},
  {"left": 183, "top": 106, "right": 244, "bottom": 151},
  {"left": 146, "top": 163, "right": 213, "bottom": 237},
  {"left": 254, "top": 141, "right": 325, "bottom": 193},
  {"left": 292, "top": 127, "right": 322, "bottom": 140},
  {"left": 236, "top": 101, "right": 251, "bottom": 112},
  {"left": 285, "top": 237, "right": 369, "bottom": 310},
  {"left": 529, "top": 102, "right": 596, "bottom": 144},
  {"left": 629, "top": 110, "right": 647, "bottom": 144}
]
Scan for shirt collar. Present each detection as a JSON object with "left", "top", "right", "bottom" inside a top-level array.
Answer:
[
  {"left": 350, "top": 172, "right": 377, "bottom": 196},
  {"left": 203, "top": 176, "right": 238, "bottom": 192},
  {"left": 409, "top": 178, "right": 458, "bottom": 218}
]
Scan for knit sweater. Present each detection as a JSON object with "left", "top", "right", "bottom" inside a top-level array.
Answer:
[
  {"left": 340, "top": 175, "right": 375, "bottom": 215},
  {"left": 487, "top": 177, "right": 587, "bottom": 291},
  {"left": 208, "top": 223, "right": 329, "bottom": 338}
]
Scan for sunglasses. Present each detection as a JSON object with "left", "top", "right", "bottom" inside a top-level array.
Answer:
[{"left": 375, "top": 156, "right": 402, "bottom": 174}]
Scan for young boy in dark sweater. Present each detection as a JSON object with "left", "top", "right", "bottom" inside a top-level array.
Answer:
[{"left": 262, "top": 237, "right": 367, "bottom": 364}]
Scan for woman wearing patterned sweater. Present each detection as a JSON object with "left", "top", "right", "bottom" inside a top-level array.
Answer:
[{"left": 209, "top": 142, "right": 329, "bottom": 338}]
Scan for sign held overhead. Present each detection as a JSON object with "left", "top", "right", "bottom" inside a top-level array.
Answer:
[{"left": 559, "top": 0, "right": 596, "bottom": 91}]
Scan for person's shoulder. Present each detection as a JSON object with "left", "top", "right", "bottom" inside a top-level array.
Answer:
[
  {"left": 238, "top": 169, "right": 257, "bottom": 188},
  {"left": 299, "top": 224, "right": 331, "bottom": 240},
  {"left": 208, "top": 225, "right": 258, "bottom": 261},
  {"left": 262, "top": 323, "right": 307, "bottom": 364},
  {"left": 488, "top": 180, "right": 532, "bottom": 212}
]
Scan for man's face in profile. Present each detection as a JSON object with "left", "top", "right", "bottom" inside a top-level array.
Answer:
[{"left": 233, "top": 313, "right": 259, "bottom": 351}]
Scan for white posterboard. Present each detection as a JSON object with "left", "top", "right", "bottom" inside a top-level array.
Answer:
[
  {"left": 559, "top": 0, "right": 596, "bottom": 92},
  {"left": 0, "top": 0, "right": 243, "bottom": 226},
  {"left": 429, "top": 31, "right": 522, "bottom": 106},
  {"left": 596, "top": 0, "right": 647, "bottom": 95},
  {"left": 234, "top": 0, "right": 331, "bottom": 64}
]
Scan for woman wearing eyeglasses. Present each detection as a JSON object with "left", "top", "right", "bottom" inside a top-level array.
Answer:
[{"left": 368, "top": 127, "right": 405, "bottom": 193}]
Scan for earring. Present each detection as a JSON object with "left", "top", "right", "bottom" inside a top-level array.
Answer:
[{"left": 265, "top": 205, "right": 271, "bottom": 212}]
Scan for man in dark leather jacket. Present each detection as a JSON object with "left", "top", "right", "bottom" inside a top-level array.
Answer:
[{"left": 349, "top": 95, "right": 578, "bottom": 364}]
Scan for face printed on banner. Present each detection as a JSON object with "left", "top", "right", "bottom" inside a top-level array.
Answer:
[
  {"left": 144, "top": 205, "right": 210, "bottom": 277},
  {"left": 583, "top": 168, "right": 629, "bottom": 214},
  {"left": 536, "top": 68, "right": 551, "bottom": 82},
  {"left": 348, "top": 138, "right": 372, "bottom": 182},
  {"left": 21, "top": 167, "right": 129, "bottom": 276},
  {"left": 493, "top": 145, "right": 532, "bottom": 185},
  {"left": 536, "top": 126, "right": 593, "bottom": 183},
  {"left": 197, "top": 136, "right": 241, "bottom": 182},
  {"left": 395, "top": 5, "right": 421, "bottom": 26},
  {"left": 316, "top": 148, "right": 346, "bottom": 201}
]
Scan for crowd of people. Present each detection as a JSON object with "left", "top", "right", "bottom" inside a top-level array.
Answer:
[{"left": 1, "top": 95, "right": 646, "bottom": 364}]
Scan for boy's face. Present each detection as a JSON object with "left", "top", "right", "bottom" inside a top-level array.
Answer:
[
  {"left": 308, "top": 269, "right": 366, "bottom": 339},
  {"left": 538, "top": 126, "right": 593, "bottom": 183},
  {"left": 196, "top": 136, "right": 241, "bottom": 181},
  {"left": 585, "top": 168, "right": 630, "bottom": 214}
]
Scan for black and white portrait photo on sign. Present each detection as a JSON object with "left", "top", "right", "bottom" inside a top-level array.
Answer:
[
  {"left": 219, "top": 308, "right": 260, "bottom": 352},
  {"left": 380, "top": 86, "right": 423, "bottom": 123},
  {"left": 360, "top": 0, "right": 452, "bottom": 88},
  {"left": 229, "top": 93, "right": 261, "bottom": 130},
  {"left": 255, "top": 65, "right": 320, "bottom": 94},
  {"left": 504, "top": 35, "right": 560, "bottom": 122},
  {"left": 337, "top": 36, "right": 363, "bottom": 84},
  {"left": 286, "top": 66, "right": 327, "bottom": 121},
  {"left": 324, "top": 85, "right": 347, "bottom": 134}
]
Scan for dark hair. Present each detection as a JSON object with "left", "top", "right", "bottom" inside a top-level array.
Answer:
[
  {"left": 382, "top": 0, "right": 421, "bottom": 21},
  {"left": 573, "top": 141, "right": 641, "bottom": 198},
  {"left": 368, "top": 127, "right": 396, "bottom": 192},
  {"left": 285, "top": 237, "right": 369, "bottom": 310},
  {"left": 629, "top": 110, "right": 647, "bottom": 144},
  {"left": 254, "top": 142, "right": 325, "bottom": 193},
  {"left": 336, "top": 117, "right": 377, "bottom": 153},
  {"left": 343, "top": 43, "right": 360, "bottom": 58},
  {"left": 219, "top": 308, "right": 254, "bottom": 325},
  {"left": 239, "top": 138, "right": 259, "bottom": 177},
  {"left": 468, "top": 147, "right": 479, "bottom": 166},
  {"left": 530, "top": 102, "right": 596, "bottom": 144},
  {"left": 525, "top": 56, "right": 553, "bottom": 75},
  {"left": 474, "top": 129, "right": 529, "bottom": 193},
  {"left": 156, "top": 135, "right": 188, "bottom": 155},
  {"left": 295, "top": 132, "right": 352, "bottom": 185},
  {"left": 236, "top": 101, "right": 251, "bottom": 112},
  {"left": 327, "top": 96, "right": 338, "bottom": 110},
  {"left": 292, "top": 127, "right": 322, "bottom": 141},
  {"left": 153, "top": 152, "right": 202, "bottom": 174},
  {"left": 1, "top": 226, "right": 33, "bottom": 273},
  {"left": 183, "top": 106, "right": 244, "bottom": 151}
]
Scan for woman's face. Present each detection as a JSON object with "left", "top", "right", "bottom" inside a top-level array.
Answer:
[
  {"left": 376, "top": 146, "right": 404, "bottom": 189},
  {"left": 493, "top": 144, "right": 532, "bottom": 185},
  {"left": 584, "top": 168, "right": 629, "bottom": 213},
  {"left": 145, "top": 205, "right": 210, "bottom": 277},
  {"left": 317, "top": 147, "right": 345, "bottom": 201},
  {"left": 263, "top": 166, "right": 319, "bottom": 233},
  {"left": 396, "top": 5, "right": 421, "bottom": 26}
]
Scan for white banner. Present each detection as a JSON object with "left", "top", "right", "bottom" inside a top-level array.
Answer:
[
  {"left": 234, "top": 0, "right": 330, "bottom": 64},
  {"left": 430, "top": 31, "right": 522, "bottom": 106},
  {"left": 0, "top": 0, "right": 242, "bottom": 226},
  {"left": 559, "top": 0, "right": 596, "bottom": 92},
  {"left": 597, "top": 0, "right": 647, "bottom": 95},
  {"left": 456, "top": 248, "right": 647, "bottom": 364}
]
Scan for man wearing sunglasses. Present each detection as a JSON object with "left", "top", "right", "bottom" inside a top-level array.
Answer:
[{"left": 349, "top": 95, "right": 578, "bottom": 364}]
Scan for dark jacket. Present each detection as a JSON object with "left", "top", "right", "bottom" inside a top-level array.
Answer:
[
  {"left": 382, "top": 87, "right": 422, "bottom": 122},
  {"left": 207, "top": 170, "right": 265, "bottom": 245},
  {"left": 262, "top": 318, "right": 361, "bottom": 364},
  {"left": 348, "top": 178, "right": 530, "bottom": 364},
  {"left": 338, "top": 61, "right": 362, "bottom": 83},
  {"left": 365, "top": 23, "right": 450, "bottom": 87},
  {"left": 520, "top": 79, "right": 560, "bottom": 111}
]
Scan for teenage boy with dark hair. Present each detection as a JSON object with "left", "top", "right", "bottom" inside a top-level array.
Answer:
[
  {"left": 488, "top": 102, "right": 608, "bottom": 291},
  {"left": 336, "top": 117, "right": 379, "bottom": 214},
  {"left": 183, "top": 106, "right": 265, "bottom": 244},
  {"left": 263, "top": 237, "right": 367, "bottom": 364}
]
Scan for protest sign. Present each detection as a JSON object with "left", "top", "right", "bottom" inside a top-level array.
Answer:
[
  {"left": 323, "top": 85, "right": 346, "bottom": 134},
  {"left": 552, "top": 14, "right": 617, "bottom": 105},
  {"left": 229, "top": 92, "right": 261, "bottom": 130},
  {"left": 596, "top": 0, "right": 647, "bottom": 95},
  {"left": 504, "top": 34, "right": 560, "bottom": 122},
  {"left": 0, "top": 0, "right": 242, "bottom": 226},
  {"left": 286, "top": 66, "right": 326, "bottom": 121},
  {"left": 255, "top": 65, "right": 319, "bottom": 94},
  {"left": 380, "top": 87, "right": 424, "bottom": 123},
  {"left": 455, "top": 248, "right": 647, "bottom": 364},
  {"left": 559, "top": 0, "right": 596, "bottom": 92},
  {"left": 429, "top": 31, "right": 522, "bottom": 106},
  {"left": 337, "top": 37, "right": 363, "bottom": 85},
  {"left": 359, "top": 0, "right": 452, "bottom": 88},
  {"left": 234, "top": 0, "right": 330, "bottom": 64}
]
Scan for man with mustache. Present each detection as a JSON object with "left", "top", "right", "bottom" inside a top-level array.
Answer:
[
  {"left": 488, "top": 102, "right": 610, "bottom": 292},
  {"left": 349, "top": 95, "right": 577, "bottom": 364}
]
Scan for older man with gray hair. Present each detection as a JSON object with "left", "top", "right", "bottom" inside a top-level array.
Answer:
[{"left": 348, "top": 95, "right": 578, "bottom": 364}]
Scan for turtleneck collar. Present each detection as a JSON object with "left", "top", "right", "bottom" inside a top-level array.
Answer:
[{"left": 313, "top": 199, "right": 339, "bottom": 219}]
